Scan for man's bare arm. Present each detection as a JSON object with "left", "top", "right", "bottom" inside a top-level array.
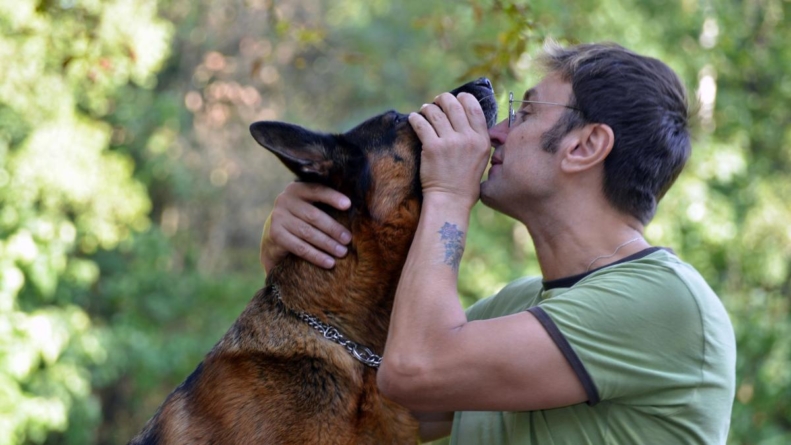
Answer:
[{"left": 377, "top": 92, "right": 586, "bottom": 413}]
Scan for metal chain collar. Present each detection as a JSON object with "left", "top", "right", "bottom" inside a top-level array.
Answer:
[{"left": 272, "top": 285, "right": 383, "bottom": 369}]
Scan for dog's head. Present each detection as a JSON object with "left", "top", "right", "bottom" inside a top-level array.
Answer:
[{"left": 250, "top": 78, "right": 497, "bottom": 233}]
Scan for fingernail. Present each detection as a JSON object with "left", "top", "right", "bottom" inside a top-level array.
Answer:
[
  {"left": 340, "top": 232, "right": 352, "bottom": 244},
  {"left": 339, "top": 197, "right": 351, "bottom": 208},
  {"left": 323, "top": 257, "right": 335, "bottom": 268},
  {"left": 335, "top": 245, "right": 348, "bottom": 257},
  {"left": 421, "top": 103, "right": 429, "bottom": 110}
]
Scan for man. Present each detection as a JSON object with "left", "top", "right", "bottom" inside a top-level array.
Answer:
[{"left": 259, "top": 42, "right": 736, "bottom": 444}]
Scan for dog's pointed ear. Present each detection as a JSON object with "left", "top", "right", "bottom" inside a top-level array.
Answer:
[{"left": 250, "top": 121, "right": 335, "bottom": 180}]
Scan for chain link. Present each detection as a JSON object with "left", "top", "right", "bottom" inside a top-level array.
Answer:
[{"left": 273, "top": 286, "right": 383, "bottom": 369}]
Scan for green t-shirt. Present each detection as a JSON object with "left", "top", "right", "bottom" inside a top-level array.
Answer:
[{"left": 450, "top": 248, "right": 736, "bottom": 445}]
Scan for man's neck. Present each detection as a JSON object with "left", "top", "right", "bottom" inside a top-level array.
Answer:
[{"left": 520, "top": 201, "right": 649, "bottom": 281}]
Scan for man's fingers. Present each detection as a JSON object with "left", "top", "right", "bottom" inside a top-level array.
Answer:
[
  {"left": 434, "top": 92, "right": 470, "bottom": 132},
  {"left": 289, "top": 200, "right": 351, "bottom": 246},
  {"left": 287, "top": 210, "right": 349, "bottom": 257},
  {"left": 418, "top": 102, "right": 454, "bottom": 137},
  {"left": 413, "top": 93, "right": 488, "bottom": 145},
  {"left": 263, "top": 181, "right": 352, "bottom": 271},
  {"left": 287, "top": 182, "right": 351, "bottom": 211},
  {"left": 457, "top": 92, "right": 489, "bottom": 134},
  {"left": 268, "top": 209, "right": 341, "bottom": 267},
  {"left": 278, "top": 182, "right": 351, "bottom": 244},
  {"left": 409, "top": 112, "right": 439, "bottom": 145},
  {"left": 275, "top": 228, "right": 337, "bottom": 269}
]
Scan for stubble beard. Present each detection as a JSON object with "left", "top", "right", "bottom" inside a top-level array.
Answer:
[{"left": 479, "top": 177, "right": 509, "bottom": 215}]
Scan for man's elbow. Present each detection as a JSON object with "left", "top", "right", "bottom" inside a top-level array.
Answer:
[{"left": 377, "top": 357, "right": 433, "bottom": 410}]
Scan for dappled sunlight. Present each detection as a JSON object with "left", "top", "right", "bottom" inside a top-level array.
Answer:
[
  {"left": 697, "top": 65, "right": 718, "bottom": 133},
  {"left": 12, "top": 117, "right": 151, "bottom": 250},
  {"left": 0, "top": 0, "right": 169, "bottom": 441}
]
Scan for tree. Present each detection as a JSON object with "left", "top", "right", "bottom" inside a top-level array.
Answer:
[{"left": 0, "top": 0, "right": 171, "bottom": 442}]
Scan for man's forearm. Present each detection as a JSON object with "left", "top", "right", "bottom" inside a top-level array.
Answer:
[{"left": 381, "top": 193, "right": 471, "bottom": 375}]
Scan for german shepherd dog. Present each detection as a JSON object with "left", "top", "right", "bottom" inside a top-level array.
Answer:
[{"left": 129, "top": 78, "right": 497, "bottom": 444}]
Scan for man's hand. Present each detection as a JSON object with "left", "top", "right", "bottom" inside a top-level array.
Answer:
[
  {"left": 408, "top": 92, "right": 492, "bottom": 212},
  {"left": 261, "top": 182, "right": 351, "bottom": 274}
]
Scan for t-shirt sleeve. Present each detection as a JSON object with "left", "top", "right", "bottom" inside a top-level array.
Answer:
[
  {"left": 466, "top": 276, "right": 545, "bottom": 321},
  {"left": 465, "top": 293, "right": 495, "bottom": 321},
  {"left": 530, "top": 269, "right": 705, "bottom": 406}
]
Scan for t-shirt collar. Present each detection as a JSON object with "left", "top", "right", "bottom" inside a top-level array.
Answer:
[{"left": 542, "top": 247, "right": 670, "bottom": 291}]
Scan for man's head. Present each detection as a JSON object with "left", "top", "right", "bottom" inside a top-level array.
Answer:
[{"left": 539, "top": 41, "right": 691, "bottom": 224}]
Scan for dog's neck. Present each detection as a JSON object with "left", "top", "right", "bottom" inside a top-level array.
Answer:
[{"left": 265, "top": 211, "right": 418, "bottom": 353}]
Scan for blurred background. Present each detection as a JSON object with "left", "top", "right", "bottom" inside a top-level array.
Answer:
[{"left": 0, "top": 0, "right": 789, "bottom": 443}]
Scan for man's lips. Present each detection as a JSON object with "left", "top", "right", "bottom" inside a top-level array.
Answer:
[{"left": 487, "top": 154, "right": 502, "bottom": 179}]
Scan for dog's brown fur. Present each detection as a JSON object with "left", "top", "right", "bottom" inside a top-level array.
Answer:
[{"left": 129, "top": 78, "right": 497, "bottom": 444}]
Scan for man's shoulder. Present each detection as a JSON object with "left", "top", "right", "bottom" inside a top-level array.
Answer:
[
  {"left": 465, "top": 276, "right": 544, "bottom": 320},
  {"left": 541, "top": 248, "right": 734, "bottom": 365},
  {"left": 578, "top": 248, "right": 717, "bottom": 302}
]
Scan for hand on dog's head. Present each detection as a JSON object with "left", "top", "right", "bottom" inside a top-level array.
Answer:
[{"left": 250, "top": 78, "right": 498, "bottom": 213}]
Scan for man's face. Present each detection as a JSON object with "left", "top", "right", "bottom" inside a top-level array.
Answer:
[{"left": 480, "top": 73, "right": 575, "bottom": 219}]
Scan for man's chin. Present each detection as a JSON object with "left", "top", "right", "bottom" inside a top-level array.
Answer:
[
  {"left": 479, "top": 181, "right": 498, "bottom": 209},
  {"left": 480, "top": 180, "right": 517, "bottom": 217}
]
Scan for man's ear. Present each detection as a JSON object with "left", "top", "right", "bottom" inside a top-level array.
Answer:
[
  {"left": 560, "top": 123, "right": 614, "bottom": 173},
  {"left": 250, "top": 121, "right": 336, "bottom": 181}
]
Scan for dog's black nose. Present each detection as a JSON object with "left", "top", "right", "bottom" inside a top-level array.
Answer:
[{"left": 474, "top": 77, "right": 493, "bottom": 90}]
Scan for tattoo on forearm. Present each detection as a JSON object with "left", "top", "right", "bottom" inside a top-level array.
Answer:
[{"left": 437, "top": 222, "right": 464, "bottom": 271}]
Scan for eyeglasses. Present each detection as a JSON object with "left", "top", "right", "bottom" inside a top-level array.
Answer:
[{"left": 508, "top": 91, "right": 581, "bottom": 128}]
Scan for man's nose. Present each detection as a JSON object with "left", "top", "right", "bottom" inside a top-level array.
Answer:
[{"left": 489, "top": 118, "right": 509, "bottom": 147}]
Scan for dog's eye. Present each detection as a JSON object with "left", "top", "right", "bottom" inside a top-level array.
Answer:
[{"left": 393, "top": 115, "right": 403, "bottom": 124}]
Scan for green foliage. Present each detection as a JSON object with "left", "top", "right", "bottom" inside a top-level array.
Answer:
[
  {"left": 0, "top": 0, "right": 789, "bottom": 444},
  {"left": 0, "top": 0, "right": 171, "bottom": 441}
]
